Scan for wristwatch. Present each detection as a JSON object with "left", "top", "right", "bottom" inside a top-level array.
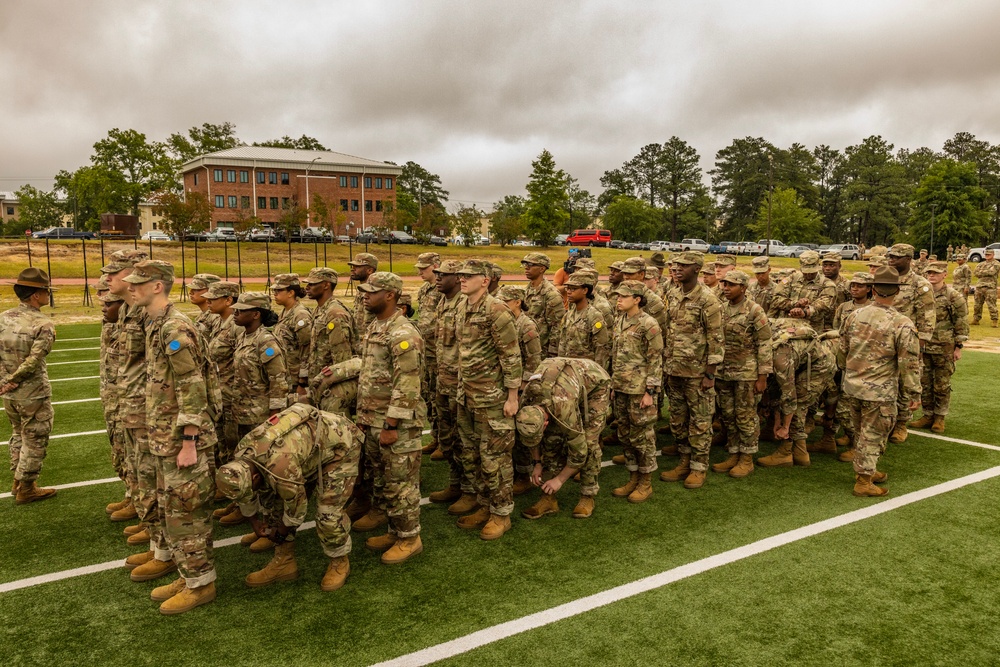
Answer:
[
  {"left": 704, "top": 373, "right": 715, "bottom": 380},
  {"left": 382, "top": 422, "right": 398, "bottom": 431}
]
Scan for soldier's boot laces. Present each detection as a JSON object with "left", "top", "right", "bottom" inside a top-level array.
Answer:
[
  {"left": 838, "top": 447, "right": 856, "bottom": 463},
  {"left": 522, "top": 494, "right": 559, "bottom": 520},
  {"left": 711, "top": 453, "right": 739, "bottom": 473},
  {"left": 150, "top": 576, "right": 185, "bottom": 602},
  {"left": 871, "top": 470, "right": 888, "bottom": 484},
  {"left": 792, "top": 439, "right": 811, "bottom": 467},
  {"left": 365, "top": 533, "right": 397, "bottom": 552},
  {"left": 888, "top": 421, "right": 908, "bottom": 444},
  {"left": 447, "top": 493, "right": 480, "bottom": 516},
  {"left": 159, "top": 582, "right": 216, "bottom": 615},
  {"left": 683, "top": 469, "right": 706, "bottom": 490},
  {"left": 807, "top": 429, "right": 838, "bottom": 454},
  {"left": 660, "top": 454, "right": 691, "bottom": 482},
  {"left": 660, "top": 443, "right": 678, "bottom": 456},
  {"left": 931, "top": 415, "right": 946, "bottom": 434},
  {"left": 352, "top": 508, "right": 388, "bottom": 532},
  {"left": 245, "top": 542, "right": 298, "bottom": 587},
  {"left": 611, "top": 471, "right": 639, "bottom": 497},
  {"left": 909, "top": 414, "right": 934, "bottom": 429},
  {"left": 611, "top": 454, "right": 627, "bottom": 466},
  {"left": 853, "top": 474, "right": 889, "bottom": 498},
  {"left": 130, "top": 557, "right": 177, "bottom": 583},
  {"left": 628, "top": 473, "right": 654, "bottom": 503},
  {"left": 457, "top": 506, "right": 490, "bottom": 530},
  {"left": 512, "top": 475, "right": 533, "bottom": 496},
  {"left": 15, "top": 481, "right": 57, "bottom": 505},
  {"left": 382, "top": 536, "right": 423, "bottom": 563},
  {"left": 321, "top": 556, "right": 350, "bottom": 591},
  {"left": 729, "top": 453, "right": 755, "bottom": 478},
  {"left": 124, "top": 550, "right": 154, "bottom": 570},
  {"left": 428, "top": 485, "right": 462, "bottom": 503},
  {"left": 421, "top": 440, "right": 437, "bottom": 454},
  {"left": 757, "top": 441, "right": 793, "bottom": 468},
  {"left": 105, "top": 496, "right": 130, "bottom": 515},
  {"left": 249, "top": 537, "right": 276, "bottom": 553},
  {"left": 572, "top": 495, "right": 595, "bottom": 518},
  {"left": 480, "top": 514, "right": 511, "bottom": 541},
  {"left": 126, "top": 528, "right": 151, "bottom": 546}
]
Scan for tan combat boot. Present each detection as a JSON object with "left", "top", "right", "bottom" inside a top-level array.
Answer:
[
  {"left": 123, "top": 522, "right": 146, "bottom": 537},
  {"left": 159, "top": 582, "right": 216, "bottom": 615},
  {"left": 352, "top": 508, "right": 388, "bottom": 532},
  {"left": 838, "top": 448, "right": 855, "bottom": 463},
  {"left": 729, "top": 453, "right": 754, "bottom": 478},
  {"left": 835, "top": 435, "right": 851, "bottom": 447},
  {"left": 456, "top": 506, "right": 491, "bottom": 530},
  {"left": 130, "top": 557, "right": 177, "bottom": 583},
  {"left": 447, "top": 493, "right": 480, "bottom": 516},
  {"left": 684, "top": 469, "right": 706, "bottom": 489},
  {"left": 660, "top": 454, "right": 691, "bottom": 482},
  {"left": 344, "top": 496, "right": 371, "bottom": 522},
  {"left": 931, "top": 415, "right": 946, "bottom": 434},
  {"left": 512, "top": 475, "right": 533, "bottom": 496},
  {"left": 240, "top": 533, "right": 257, "bottom": 546},
  {"left": 421, "top": 440, "right": 437, "bottom": 454},
  {"left": 365, "top": 533, "right": 397, "bottom": 551},
  {"left": 124, "top": 550, "right": 154, "bottom": 570},
  {"left": 105, "top": 496, "right": 130, "bottom": 515},
  {"left": 212, "top": 502, "right": 236, "bottom": 519},
  {"left": 572, "top": 496, "right": 595, "bottom": 518},
  {"left": 245, "top": 542, "right": 298, "bottom": 587},
  {"left": 871, "top": 470, "right": 888, "bottom": 484},
  {"left": 522, "top": 494, "right": 559, "bottom": 520},
  {"left": 807, "top": 429, "right": 838, "bottom": 454},
  {"left": 150, "top": 576, "right": 185, "bottom": 602},
  {"left": 11, "top": 479, "right": 19, "bottom": 495},
  {"left": 382, "top": 536, "right": 423, "bottom": 563},
  {"left": 611, "top": 471, "right": 639, "bottom": 497},
  {"left": 611, "top": 454, "right": 627, "bottom": 465},
  {"left": 711, "top": 453, "right": 739, "bottom": 473},
  {"left": 249, "top": 537, "right": 275, "bottom": 553},
  {"left": 480, "top": 514, "right": 511, "bottom": 541},
  {"left": 972, "top": 318, "right": 981, "bottom": 325},
  {"left": 792, "top": 440, "right": 810, "bottom": 467},
  {"left": 757, "top": 441, "right": 793, "bottom": 468},
  {"left": 429, "top": 485, "right": 462, "bottom": 503},
  {"left": 219, "top": 507, "right": 249, "bottom": 526},
  {"left": 430, "top": 447, "right": 445, "bottom": 461},
  {"left": 109, "top": 501, "right": 138, "bottom": 522},
  {"left": 126, "top": 528, "right": 150, "bottom": 546},
  {"left": 909, "top": 414, "right": 933, "bottom": 429},
  {"left": 853, "top": 474, "right": 889, "bottom": 497},
  {"left": 15, "top": 481, "right": 57, "bottom": 505},
  {"left": 888, "top": 421, "right": 908, "bottom": 444},
  {"left": 628, "top": 473, "right": 654, "bottom": 503},
  {"left": 321, "top": 556, "right": 350, "bottom": 591},
  {"left": 660, "top": 444, "right": 678, "bottom": 456}
]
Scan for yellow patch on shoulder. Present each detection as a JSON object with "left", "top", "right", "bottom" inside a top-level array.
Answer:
[
  {"left": 594, "top": 321, "right": 602, "bottom": 329},
  {"left": 327, "top": 322, "right": 335, "bottom": 330},
  {"left": 399, "top": 340, "right": 410, "bottom": 350}
]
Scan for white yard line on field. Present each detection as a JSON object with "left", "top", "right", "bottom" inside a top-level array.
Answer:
[
  {"left": 371, "top": 464, "right": 1000, "bottom": 667},
  {"left": 46, "top": 360, "right": 99, "bottom": 367},
  {"left": 54, "top": 337, "right": 100, "bottom": 342},
  {"left": 907, "top": 429, "right": 1000, "bottom": 452},
  {"left": 50, "top": 375, "right": 100, "bottom": 383},
  {"left": 0, "top": 476, "right": 120, "bottom": 500},
  {"left": 49, "top": 347, "right": 100, "bottom": 353},
  {"left": 0, "top": 430, "right": 107, "bottom": 447},
  {"left": 0, "top": 398, "right": 102, "bottom": 413}
]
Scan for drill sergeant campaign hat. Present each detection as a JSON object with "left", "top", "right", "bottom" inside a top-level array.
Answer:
[
  {"left": 231, "top": 291, "right": 272, "bottom": 311},
  {"left": 414, "top": 252, "right": 441, "bottom": 269},
  {"left": 719, "top": 270, "right": 749, "bottom": 286},
  {"left": 751, "top": 255, "right": 771, "bottom": 273},
  {"left": 346, "top": 253, "right": 379, "bottom": 269},
  {"left": 204, "top": 280, "right": 240, "bottom": 299},
  {"left": 10, "top": 267, "right": 57, "bottom": 290},
  {"left": 271, "top": 273, "right": 301, "bottom": 289},
  {"left": 101, "top": 249, "right": 149, "bottom": 274},
  {"left": 189, "top": 273, "right": 221, "bottom": 290},
  {"left": 357, "top": 271, "right": 403, "bottom": 294},
  {"left": 301, "top": 267, "right": 339, "bottom": 284},
  {"left": 887, "top": 243, "right": 915, "bottom": 258},
  {"left": 872, "top": 266, "right": 901, "bottom": 285},
  {"left": 434, "top": 259, "right": 464, "bottom": 275},
  {"left": 649, "top": 251, "right": 669, "bottom": 268},
  {"left": 521, "top": 252, "right": 551, "bottom": 268},
  {"left": 497, "top": 284, "right": 526, "bottom": 302},
  {"left": 121, "top": 260, "right": 174, "bottom": 284},
  {"left": 515, "top": 404, "right": 547, "bottom": 448},
  {"left": 798, "top": 250, "right": 821, "bottom": 270},
  {"left": 672, "top": 251, "right": 705, "bottom": 266}
]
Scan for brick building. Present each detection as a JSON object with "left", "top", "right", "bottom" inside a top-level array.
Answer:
[{"left": 180, "top": 146, "right": 402, "bottom": 235}]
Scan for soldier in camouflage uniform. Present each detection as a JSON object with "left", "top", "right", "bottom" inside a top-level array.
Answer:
[
  {"left": 660, "top": 252, "right": 724, "bottom": 489},
  {"left": 352, "top": 272, "right": 427, "bottom": 564},
  {"left": 973, "top": 248, "right": 999, "bottom": 326},
  {"left": 909, "top": 262, "right": 969, "bottom": 434},
  {"left": 415, "top": 253, "right": 442, "bottom": 454},
  {"left": 1, "top": 268, "right": 57, "bottom": 504},
  {"left": 205, "top": 281, "right": 242, "bottom": 512},
  {"left": 821, "top": 252, "right": 850, "bottom": 332},
  {"left": 609, "top": 280, "right": 663, "bottom": 502},
  {"left": 914, "top": 249, "right": 930, "bottom": 276},
  {"left": 619, "top": 258, "right": 669, "bottom": 333},
  {"left": 700, "top": 262, "right": 719, "bottom": 292},
  {"left": 576, "top": 268, "right": 616, "bottom": 328},
  {"left": 885, "top": 244, "right": 936, "bottom": 443},
  {"left": 270, "top": 274, "right": 313, "bottom": 404},
  {"left": 649, "top": 252, "right": 672, "bottom": 300},
  {"left": 555, "top": 273, "right": 611, "bottom": 367},
  {"left": 516, "top": 357, "right": 612, "bottom": 519},
  {"left": 232, "top": 292, "right": 288, "bottom": 440},
  {"left": 98, "top": 275, "right": 131, "bottom": 515},
  {"left": 952, "top": 254, "right": 972, "bottom": 301},
  {"left": 453, "top": 259, "right": 523, "bottom": 540},
  {"left": 348, "top": 253, "right": 379, "bottom": 353},
  {"left": 712, "top": 271, "right": 772, "bottom": 479},
  {"left": 714, "top": 254, "right": 737, "bottom": 284},
  {"left": 837, "top": 266, "right": 921, "bottom": 497},
  {"left": 829, "top": 273, "right": 874, "bottom": 462},
  {"left": 747, "top": 256, "right": 777, "bottom": 315},
  {"left": 522, "top": 252, "right": 565, "bottom": 357},
  {"left": 769, "top": 250, "right": 837, "bottom": 331},
  {"left": 189, "top": 273, "right": 221, "bottom": 342},
  {"left": 124, "top": 260, "right": 219, "bottom": 615},
  {"left": 487, "top": 262, "right": 504, "bottom": 296},
  {"left": 216, "top": 404, "right": 362, "bottom": 591},
  {"left": 299, "top": 268, "right": 355, "bottom": 413}
]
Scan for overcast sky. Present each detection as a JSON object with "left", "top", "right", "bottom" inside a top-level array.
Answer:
[{"left": 3, "top": 0, "right": 1000, "bottom": 208}]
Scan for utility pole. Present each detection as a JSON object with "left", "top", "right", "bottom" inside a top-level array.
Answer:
[{"left": 766, "top": 153, "right": 774, "bottom": 257}]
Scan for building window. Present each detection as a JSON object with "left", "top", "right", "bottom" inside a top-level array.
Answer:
[
  {"left": 375, "top": 200, "right": 383, "bottom": 212},
  {"left": 240, "top": 170, "right": 249, "bottom": 183},
  {"left": 228, "top": 196, "right": 238, "bottom": 208},
  {"left": 257, "top": 171, "right": 265, "bottom": 184},
  {"left": 386, "top": 177, "right": 393, "bottom": 189},
  {"left": 340, "top": 199, "right": 348, "bottom": 212},
  {"left": 365, "top": 200, "right": 373, "bottom": 212},
  {"left": 227, "top": 170, "right": 236, "bottom": 183},
  {"left": 215, "top": 195, "right": 225, "bottom": 208},
  {"left": 193, "top": 173, "right": 199, "bottom": 186},
  {"left": 241, "top": 196, "right": 250, "bottom": 209},
  {"left": 281, "top": 198, "right": 290, "bottom": 210},
  {"left": 375, "top": 177, "right": 383, "bottom": 189},
  {"left": 351, "top": 200, "right": 359, "bottom": 211},
  {"left": 214, "top": 169, "right": 223, "bottom": 182},
  {"left": 269, "top": 172, "right": 277, "bottom": 184},
  {"left": 152, "top": 223, "right": 158, "bottom": 230},
  {"left": 270, "top": 197, "right": 279, "bottom": 209},
  {"left": 7, "top": 206, "right": 14, "bottom": 215},
  {"left": 339, "top": 176, "right": 347, "bottom": 187},
  {"left": 351, "top": 176, "right": 358, "bottom": 188},
  {"left": 258, "top": 197, "right": 267, "bottom": 209},
  {"left": 281, "top": 172, "right": 289, "bottom": 185},
  {"left": 364, "top": 177, "right": 372, "bottom": 189}
]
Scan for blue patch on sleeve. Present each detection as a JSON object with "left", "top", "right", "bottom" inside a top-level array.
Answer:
[
  {"left": 265, "top": 347, "right": 275, "bottom": 357},
  {"left": 169, "top": 340, "right": 181, "bottom": 351}
]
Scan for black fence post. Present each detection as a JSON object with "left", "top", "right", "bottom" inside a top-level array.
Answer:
[
  {"left": 236, "top": 237, "right": 244, "bottom": 292},
  {"left": 265, "top": 239, "right": 272, "bottom": 290},
  {"left": 180, "top": 239, "right": 188, "bottom": 302},
  {"left": 224, "top": 240, "right": 229, "bottom": 281},
  {"left": 148, "top": 237, "right": 153, "bottom": 258},
  {"left": 44, "top": 238, "right": 54, "bottom": 307},
  {"left": 314, "top": 240, "right": 319, "bottom": 266},
  {"left": 133, "top": 236, "right": 137, "bottom": 250},
  {"left": 323, "top": 238, "right": 328, "bottom": 265},
  {"left": 389, "top": 239, "right": 393, "bottom": 273},
  {"left": 26, "top": 232, "right": 32, "bottom": 267},
  {"left": 194, "top": 239, "right": 199, "bottom": 274},
  {"left": 287, "top": 237, "right": 293, "bottom": 273},
  {"left": 82, "top": 239, "right": 92, "bottom": 307},
  {"left": 99, "top": 236, "right": 105, "bottom": 268}
]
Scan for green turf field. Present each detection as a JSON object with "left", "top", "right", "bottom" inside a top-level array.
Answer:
[{"left": 1, "top": 322, "right": 998, "bottom": 666}]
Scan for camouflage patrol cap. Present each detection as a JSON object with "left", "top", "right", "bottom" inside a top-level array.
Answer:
[
  {"left": 347, "top": 252, "right": 379, "bottom": 269},
  {"left": 414, "top": 252, "right": 441, "bottom": 269},
  {"left": 925, "top": 261, "right": 948, "bottom": 273},
  {"left": 216, "top": 460, "right": 254, "bottom": 504},
  {"left": 398, "top": 293, "right": 413, "bottom": 308},
  {"left": 715, "top": 254, "right": 737, "bottom": 267},
  {"left": 649, "top": 252, "right": 668, "bottom": 268},
  {"left": 574, "top": 268, "right": 599, "bottom": 286},
  {"left": 231, "top": 291, "right": 272, "bottom": 311},
  {"left": 887, "top": 243, "right": 915, "bottom": 258},
  {"left": 576, "top": 257, "right": 596, "bottom": 270},
  {"left": 929, "top": 254, "right": 937, "bottom": 261},
  {"left": 96, "top": 274, "right": 110, "bottom": 292},
  {"left": 867, "top": 255, "right": 887, "bottom": 267},
  {"left": 497, "top": 284, "right": 526, "bottom": 302},
  {"left": 204, "top": 280, "right": 240, "bottom": 299},
  {"left": 121, "top": 260, "right": 174, "bottom": 284},
  {"left": 302, "top": 267, "right": 339, "bottom": 284},
  {"left": 821, "top": 251, "right": 841, "bottom": 263},
  {"left": 488, "top": 262, "right": 504, "bottom": 280},
  {"left": 189, "top": 273, "right": 221, "bottom": 290},
  {"left": 435, "top": 259, "right": 464, "bottom": 275},
  {"left": 919, "top": 248, "right": 928, "bottom": 255},
  {"left": 700, "top": 262, "right": 717, "bottom": 275},
  {"left": 271, "top": 273, "right": 300, "bottom": 289},
  {"left": 357, "top": 271, "right": 403, "bottom": 294},
  {"left": 955, "top": 253, "right": 967, "bottom": 260},
  {"left": 515, "top": 405, "right": 547, "bottom": 448},
  {"left": 609, "top": 260, "right": 626, "bottom": 271},
  {"left": 751, "top": 256, "right": 771, "bottom": 273},
  {"left": 457, "top": 259, "right": 492, "bottom": 276},
  {"left": 97, "top": 274, "right": 123, "bottom": 302},
  {"left": 872, "top": 266, "right": 901, "bottom": 285},
  {"left": 719, "top": 270, "right": 749, "bottom": 286},
  {"left": 566, "top": 273, "right": 594, "bottom": 287},
  {"left": 799, "top": 250, "right": 821, "bottom": 269},
  {"left": 672, "top": 251, "right": 704, "bottom": 266},
  {"left": 612, "top": 280, "right": 646, "bottom": 297},
  {"left": 644, "top": 267, "right": 659, "bottom": 280},
  {"left": 521, "top": 252, "right": 551, "bottom": 268},
  {"left": 621, "top": 257, "right": 647, "bottom": 275},
  {"left": 101, "top": 249, "right": 149, "bottom": 274},
  {"left": 987, "top": 248, "right": 996, "bottom": 256},
  {"left": 849, "top": 272, "right": 873, "bottom": 285}
]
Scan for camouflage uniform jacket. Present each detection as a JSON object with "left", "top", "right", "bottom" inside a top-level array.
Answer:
[
  {"left": 892, "top": 270, "right": 936, "bottom": 342},
  {"left": 233, "top": 405, "right": 362, "bottom": 525},
  {"left": 641, "top": 286, "right": 669, "bottom": 335},
  {"left": 832, "top": 299, "right": 869, "bottom": 331},
  {"left": 233, "top": 326, "right": 289, "bottom": 425},
  {"left": 356, "top": 309, "right": 426, "bottom": 429},
  {"left": 521, "top": 358, "right": 611, "bottom": 469},
  {"left": 119, "top": 303, "right": 149, "bottom": 428},
  {"left": 435, "top": 292, "right": 465, "bottom": 397},
  {"left": 592, "top": 292, "right": 616, "bottom": 328},
  {"left": 823, "top": 274, "right": 851, "bottom": 332},
  {"left": 455, "top": 293, "right": 523, "bottom": 407},
  {"left": 769, "top": 271, "right": 837, "bottom": 331},
  {"left": 417, "top": 281, "right": 443, "bottom": 364},
  {"left": 952, "top": 264, "right": 972, "bottom": 292},
  {"left": 611, "top": 309, "right": 663, "bottom": 394},
  {"left": 0, "top": 303, "right": 55, "bottom": 401},
  {"left": 195, "top": 310, "right": 219, "bottom": 343},
  {"left": 303, "top": 297, "right": 354, "bottom": 386},
  {"left": 208, "top": 314, "right": 241, "bottom": 404},
  {"left": 100, "top": 319, "right": 123, "bottom": 412},
  {"left": 514, "top": 312, "right": 543, "bottom": 382},
  {"left": 273, "top": 302, "right": 313, "bottom": 389},
  {"left": 664, "top": 283, "right": 724, "bottom": 378},
  {"left": 719, "top": 297, "right": 773, "bottom": 382},
  {"left": 145, "top": 304, "right": 217, "bottom": 456},
  {"left": 524, "top": 278, "right": 565, "bottom": 356},
  {"left": 748, "top": 278, "right": 778, "bottom": 316},
  {"left": 837, "top": 303, "right": 920, "bottom": 404},
  {"left": 770, "top": 320, "right": 837, "bottom": 415},
  {"left": 926, "top": 285, "right": 969, "bottom": 355},
  {"left": 913, "top": 258, "right": 929, "bottom": 276},
  {"left": 352, "top": 292, "right": 375, "bottom": 356},
  {"left": 975, "top": 259, "right": 1000, "bottom": 289},
  {"left": 555, "top": 302, "right": 610, "bottom": 368}
]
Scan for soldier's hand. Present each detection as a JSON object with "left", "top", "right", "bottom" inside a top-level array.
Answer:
[
  {"left": 640, "top": 392, "right": 654, "bottom": 409},
  {"left": 177, "top": 441, "right": 197, "bottom": 468},
  {"left": 541, "top": 478, "right": 563, "bottom": 494},
  {"left": 774, "top": 424, "right": 790, "bottom": 440},
  {"left": 908, "top": 399, "right": 920, "bottom": 411},
  {"left": 754, "top": 376, "right": 767, "bottom": 395},
  {"left": 954, "top": 347, "right": 963, "bottom": 362},
  {"left": 249, "top": 516, "right": 267, "bottom": 539},
  {"left": 379, "top": 427, "right": 399, "bottom": 446},
  {"left": 503, "top": 395, "right": 519, "bottom": 418},
  {"left": 789, "top": 307, "right": 805, "bottom": 318},
  {"left": 530, "top": 464, "right": 543, "bottom": 487}
]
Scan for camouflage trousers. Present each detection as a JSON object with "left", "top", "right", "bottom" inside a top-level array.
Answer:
[
  {"left": 974, "top": 286, "right": 998, "bottom": 322},
  {"left": 424, "top": 360, "right": 438, "bottom": 446},
  {"left": 124, "top": 427, "right": 166, "bottom": 556},
  {"left": 783, "top": 367, "right": 834, "bottom": 441},
  {"left": 895, "top": 356, "right": 922, "bottom": 424},
  {"left": 614, "top": 392, "right": 658, "bottom": 474},
  {"left": 154, "top": 445, "right": 216, "bottom": 587},
  {"left": 362, "top": 427, "right": 422, "bottom": 538},
  {"left": 318, "top": 381, "right": 357, "bottom": 418},
  {"left": 716, "top": 380, "right": 761, "bottom": 454},
  {"left": 104, "top": 411, "right": 128, "bottom": 484},
  {"left": 436, "top": 392, "right": 467, "bottom": 491},
  {"left": 513, "top": 434, "right": 535, "bottom": 476},
  {"left": 540, "top": 428, "right": 604, "bottom": 498},
  {"left": 456, "top": 400, "right": 515, "bottom": 516},
  {"left": 214, "top": 403, "right": 239, "bottom": 470},
  {"left": 667, "top": 376, "right": 715, "bottom": 472},
  {"left": 5, "top": 397, "right": 53, "bottom": 483},
  {"left": 840, "top": 396, "right": 895, "bottom": 476},
  {"left": 921, "top": 352, "right": 955, "bottom": 416}
]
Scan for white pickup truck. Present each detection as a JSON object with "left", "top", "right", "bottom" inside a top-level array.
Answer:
[
  {"left": 740, "top": 239, "right": 787, "bottom": 255},
  {"left": 668, "top": 238, "right": 710, "bottom": 252}
]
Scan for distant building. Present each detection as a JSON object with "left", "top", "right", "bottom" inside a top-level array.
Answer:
[
  {"left": 0, "top": 191, "right": 166, "bottom": 236},
  {"left": 180, "top": 146, "right": 402, "bottom": 235}
]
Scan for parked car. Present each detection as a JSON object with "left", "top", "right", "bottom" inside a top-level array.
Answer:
[
  {"left": 384, "top": 230, "right": 418, "bottom": 244},
  {"left": 140, "top": 231, "right": 171, "bottom": 241},
  {"left": 249, "top": 228, "right": 276, "bottom": 242},
  {"left": 824, "top": 243, "right": 862, "bottom": 260},
  {"left": 668, "top": 238, "right": 710, "bottom": 252},
  {"left": 650, "top": 240, "right": 670, "bottom": 251},
  {"left": 32, "top": 226, "right": 97, "bottom": 240},
  {"left": 740, "top": 239, "right": 787, "bottom": 255},
  {"left": 355, "top": 232, "right": 376, "bottom": 244},
  {"left": 429, "top": 235, "right": 448, "bottom": 246},
  {"left": 297, "top": 227, "right": 332, "bottom": 243},
  {"left": 214, "top": 228, "right": 236, "bottom": 242},
  {"left": 968, "top": 243, "right": 1000, "bottom": 262},
  {"left": 566, "top": 229, "right": 612, "bottom": 247},
  {"left": 554, "top": 234, "right": 570, "bottom": 246},
  {"left": 477, "top": 236, "right": 490, "bottom": 246},
  {"left": 708, "top": 241, "right": 739, "bottom": 255},
  {"left": 609, "top": 239, "right": 626, "bottom": 249}
]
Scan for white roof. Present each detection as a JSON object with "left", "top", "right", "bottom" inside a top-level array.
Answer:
[{"left": 180, "top": 146, "right": 401, "bottom": 175}]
